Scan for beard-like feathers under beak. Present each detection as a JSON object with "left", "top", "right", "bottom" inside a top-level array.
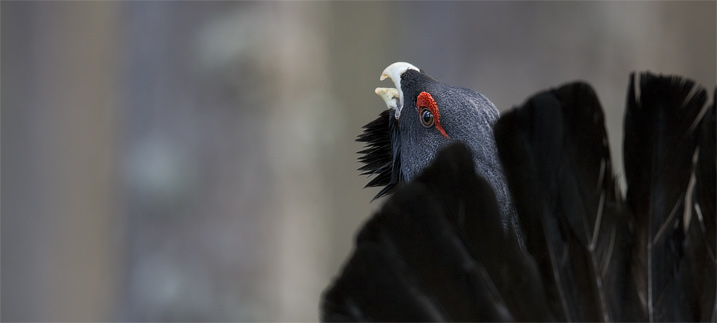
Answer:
[{"left": 379, "top": 62, "right": 419, "bottom": 120}]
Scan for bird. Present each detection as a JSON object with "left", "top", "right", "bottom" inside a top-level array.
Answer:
[
  {"left": 321, "top": 62, "right": 716, "bottom": 322},
  {"left": 359, "top": 62, "right": 524, "bottom": 247}
]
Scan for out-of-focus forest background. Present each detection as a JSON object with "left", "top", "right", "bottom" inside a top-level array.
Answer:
[{"left": 2, "top": 1, "right": 715, "bottom": 321}]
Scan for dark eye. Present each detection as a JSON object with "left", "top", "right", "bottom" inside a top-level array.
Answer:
[{"left": 420, "top": 108, "right": 435, "bottom": 128}]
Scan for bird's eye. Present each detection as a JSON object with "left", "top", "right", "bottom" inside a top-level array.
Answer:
[
  {"left": 420, "top": 108, "right": 435, "bottom": 128},
  {"left": 416, "top": 91, "right": 449, "bottom": 138}
]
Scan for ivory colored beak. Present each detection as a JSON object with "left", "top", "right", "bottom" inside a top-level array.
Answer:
[
  {"left": 377, "top": 62, "right": 420, "bottom": 120},
  {"left": 375, "top": 87, "right": 400, "bottom": 110}
]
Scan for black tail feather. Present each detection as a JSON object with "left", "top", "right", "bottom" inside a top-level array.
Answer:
[
  {"left": 624, "top": 73, "right": 710, "bottom": 321},
  {"left": 495, "top": 82, "right": 636, "bottom": 321},
  {"left": 683, "top": 88, "right": 716, "bottom": 322},
  {"left": 320, "top": 237, "right": 449, "bottom": 322},
  {"left": 413, "top": 143, "right": 553, "bottom": 321},
  {"left": 322, "top": 143, "right": 550, "bottom": 321}
]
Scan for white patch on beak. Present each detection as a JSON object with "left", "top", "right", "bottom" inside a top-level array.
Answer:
[{"left": 379, "top": 62, "right": 419, "bottom": 119}]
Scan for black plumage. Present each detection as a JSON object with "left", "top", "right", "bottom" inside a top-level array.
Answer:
[
  {"left": 690, "top": 89, "right": 716, "bottom": 321},
  {"left": 323, "top": 72, "right": 716, "bottom": 321},
  {"left": 323, "top": 143, "right": 550, "bottom": 322},
  {"left": 624, "top": 73, "right": 713, "bottom": 321},
  {"left": 494, "top": 81, "right": 638, "bottom": 321},
  {"left": 356, "top": 109, "right": 403, "bottom": 200}
]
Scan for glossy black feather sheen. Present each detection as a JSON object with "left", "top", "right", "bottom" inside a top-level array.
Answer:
[
  {"left": 322, "top": 143, "right": 552, "bottom": 322},
  {"left": 495, "top": 82, "right": 637, "bottom": 321},
  {"left": 624, "top": 73, "right": 711, "bottom": 321},
  {"left": 356, "top": 109, "right": 403, "bottom": 200}
]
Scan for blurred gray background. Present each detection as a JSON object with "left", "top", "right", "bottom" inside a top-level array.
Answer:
[{"left": 2, "top": 1, "right": 715, "bottom": 321}]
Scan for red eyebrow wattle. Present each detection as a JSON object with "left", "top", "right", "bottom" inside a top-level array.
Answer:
[{"left": 417, "top": 92, "right": 449, "bottom": 138}]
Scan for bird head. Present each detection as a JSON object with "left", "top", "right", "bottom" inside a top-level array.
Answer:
[{"left": 361, "top": 62, "right": 504, "bottom": 201}]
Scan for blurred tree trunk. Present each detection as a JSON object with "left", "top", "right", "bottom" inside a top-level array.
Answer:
[
  {"left": 1, "top": 2, "right": 120, "bottom": 321},
  {"left": 118, "top": 2, "right": 340, "bottom": 321}
]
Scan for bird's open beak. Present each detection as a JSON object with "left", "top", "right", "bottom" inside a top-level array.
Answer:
[{"left": 375, "top": 62, "right": 419, "bottom": 120}]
